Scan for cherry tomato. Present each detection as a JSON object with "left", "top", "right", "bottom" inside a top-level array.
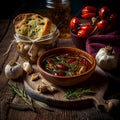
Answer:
[
  {"left": 97, "top": 20, "right": 109, "bottom": 31},
  {"left": 70, "top": 17, "right": 81, "bottom": 29},
  {"left": 99, "top": 6, "right": 110, "bottom": 20},
  {"left": 77, "top": 29, "right": 88, "bottom": 38},
  {"left": 109, "top": 13, "right": 117, "bottom": 23},
  {"left": 82, "top": 6, "right": 97, "bottom": 14},
  {"left": 81, "top": 25, "right": 94, "bottom": 33},
  {"left": 81, "top": 13, "right": 97, "bottom": 19}
]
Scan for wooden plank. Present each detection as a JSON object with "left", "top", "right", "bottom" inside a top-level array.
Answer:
[
  {"left": 6, "top": 107, "right": 114, "bottom": 120},
  {"left": 0, "top": 84, "right": 15, "bottom": 120},
  {"left": 0, "top": 20, "right": 19, "bottom": 90},
  {"left": 0, "top": 19, "right": 11, "bottom": 41},
  {"left": 0, "top": 20, "right": 21, "bottom": 120}
]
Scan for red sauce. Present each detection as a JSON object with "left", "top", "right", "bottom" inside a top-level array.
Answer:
[{"left": 42, "top": 53, "right": 92, "bottom": 76}]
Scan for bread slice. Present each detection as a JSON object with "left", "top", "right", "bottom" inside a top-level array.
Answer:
[{"left": 13, "top": 13, "right": 52, "bottom": 38}]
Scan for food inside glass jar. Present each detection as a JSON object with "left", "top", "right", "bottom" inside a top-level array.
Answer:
[{"left": 42, "top": 53, "right": 92, "bottom": 76}]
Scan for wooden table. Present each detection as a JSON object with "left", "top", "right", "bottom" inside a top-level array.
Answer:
[{"left": 0, "top": 19, "right": 120, "bottom": 120}]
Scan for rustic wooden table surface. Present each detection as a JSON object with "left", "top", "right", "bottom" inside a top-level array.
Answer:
[{"left": 0, "top": 19, "right": 120, "bottom": 120}]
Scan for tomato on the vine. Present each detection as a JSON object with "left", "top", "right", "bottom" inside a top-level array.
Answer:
[
  {"left": 81, "top": 25, "right": 94, "bottom": 33},
  {"left": 70, "top": 5, "right": 118, "bottom": 37},
  {"left": 70, "top": 17, "right": 81, "bottom": 29},
  {"left": 77, "top": 29, "right": 88, "bottom": 38},
  {"left": 109, "top": 13, "right": 117, "bottom": 23},
  {"left": 81, "top": 13, "right": 96, "bottom": 19},
  {"left": 97, "top": 20, "right": 110, "bottom": 31},
  {"left": 81, "top": 6, "right": 97, "bottom": 19},
  {"left": 99, "top": 6, "right": 110, "bottom": 20},
  {"left": 82, "top": 6, "right": 97, "bottom": 14}
]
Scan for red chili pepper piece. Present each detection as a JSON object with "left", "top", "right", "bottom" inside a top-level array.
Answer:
[
  {"left": 54, "top": 71, "right": 66, "bottom": 76},
  {"left": 66, "top": 58, "right": 76, "bottom": 64},
  {"left": 81, "top": 57, "right": 92, "bottom": 69},
  {"left": 73, "top": 61, "right": 79, "bottom": 65},
  {"left": 56, "top": 64, "right": 68, "bottom": 70}
]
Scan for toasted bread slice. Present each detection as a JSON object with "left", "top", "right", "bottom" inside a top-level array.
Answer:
[{"left": 13, "top": 13, "right": 52, "bottom": 38}]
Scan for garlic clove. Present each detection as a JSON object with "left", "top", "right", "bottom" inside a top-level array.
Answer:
[
  {"left": 28, "top": 44, "right": 38, "bottom": 57},
  {"left": 22, "top": 61, "right": 33, "bottom": 74},
  {"left": 4, "top": 61, "right": 23, "bottom": 79}
]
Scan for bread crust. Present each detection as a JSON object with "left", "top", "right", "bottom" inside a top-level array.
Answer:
[{"left": 13, "top": 13, "right": 52, "bottom": 38}]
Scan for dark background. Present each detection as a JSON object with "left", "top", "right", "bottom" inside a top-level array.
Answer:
[{"left": 0, "top": 0, "right": 120, "bottom": 19}]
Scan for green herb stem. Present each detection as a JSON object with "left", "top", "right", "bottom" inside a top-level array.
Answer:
[
  {"left": 8, "top": 82, "right": 33, "bottom": 108},
  {"left": 65, "top": 88, "right": 95, "bottom": 99},
  {"left": 8, "top": 82, "right": 53, "bottom": 112}
]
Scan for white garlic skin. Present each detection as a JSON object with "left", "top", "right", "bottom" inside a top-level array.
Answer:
[
  {"left": 22, "top": 61, "right": 33, "bottom": 74},
  {"left": 95, "top": 48, "right": 118, "bottom": 70},
  {"left": 5, "top": 62, "right": 23, "bottom": 79}
]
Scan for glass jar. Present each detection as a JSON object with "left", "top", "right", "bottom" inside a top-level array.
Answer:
[
  {"left": 45, "top": 0, "right": 71, "bottom": 38},
  {"left": 14, "top": 24, "right": 60, "bottom": 64}
]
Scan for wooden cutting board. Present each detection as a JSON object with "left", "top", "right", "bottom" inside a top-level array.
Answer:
[{"left": 24, "top": 65, "right": 116, "bottom": 112}]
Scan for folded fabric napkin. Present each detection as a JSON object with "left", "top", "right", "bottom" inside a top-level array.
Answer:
[{"left": 86, "top": 30, "right": 120, "bottom": 60}]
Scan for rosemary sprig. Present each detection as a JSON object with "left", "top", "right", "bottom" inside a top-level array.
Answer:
[
  {"left": 8, "top": 82, "right": 54, "bottom": 112},
  {"left": 7, "top": 102, "right": 33, "bottom": 111},
  {"left": 8, "top": 82, "right": 34, "bottom": 110},
  {"left": 65, "top": 88, "right": 95, "bottom": 99}
]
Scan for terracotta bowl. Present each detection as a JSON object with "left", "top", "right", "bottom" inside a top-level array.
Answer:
[
  {"left": 70, "top": 29, "right": 87, "bottom": 51},
  {"left": 37, "top": 47, "right": 96, "bottom": 87}
]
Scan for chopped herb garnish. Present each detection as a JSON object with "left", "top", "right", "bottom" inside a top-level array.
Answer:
[{"left": 42, "top": 53, "right": 92, "bottom": 76}]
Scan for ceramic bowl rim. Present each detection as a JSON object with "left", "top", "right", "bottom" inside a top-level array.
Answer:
[{"left": 37, "top": 47, "right": 96, "bottom": 79}]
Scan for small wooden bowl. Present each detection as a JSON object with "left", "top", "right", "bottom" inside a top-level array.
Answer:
[{"left": 37, "top": 47, "right": 96, "bottom": 87}]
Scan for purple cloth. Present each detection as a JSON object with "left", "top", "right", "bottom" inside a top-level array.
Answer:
[{"left": 86, "top": 31, "right": 120, "bottom": 61}]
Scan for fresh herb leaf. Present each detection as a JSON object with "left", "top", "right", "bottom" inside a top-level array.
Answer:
[
  {"left": 8, "top": 82, "right": 33, "bottom": 109},
  {"left": 65, "top": 88, "right": 95, "bottom": 99},
  {"left": 7, "top": 102, "right": 33, "bottom": 111}
]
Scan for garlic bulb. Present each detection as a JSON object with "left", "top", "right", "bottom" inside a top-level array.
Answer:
[
  {"left": 4, "top": 61, "right": 23, "bottom": 79},
  {"left": 95, "top": 46, "right": 118, "bottom": 70},
  {"left": 22, "top": 61, "right": 33, "bottom": 74}
]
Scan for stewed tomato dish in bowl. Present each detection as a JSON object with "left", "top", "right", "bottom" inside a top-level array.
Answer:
[{"left": 37, "top": 47, "right": 96, "bottom": 86}]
